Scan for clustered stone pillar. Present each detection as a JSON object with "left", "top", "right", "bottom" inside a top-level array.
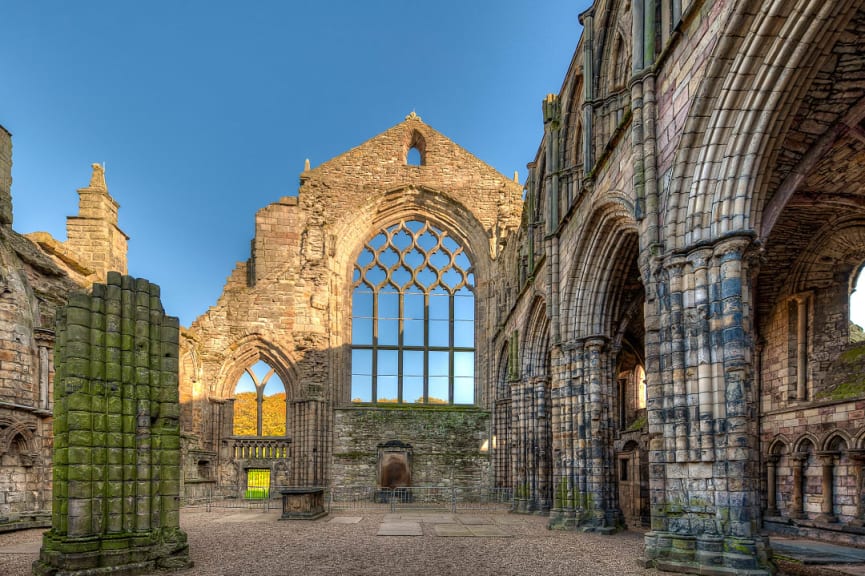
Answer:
[
  {"left": 34, "top": 272, "right": 191, "bottom": 576},
  {"left": 643, "top": 236, "right": 771, "bottom": 575}
]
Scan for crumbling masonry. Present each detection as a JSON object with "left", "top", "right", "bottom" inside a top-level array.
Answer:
[
  {"left": 1, "top": 1, "right": 865, "bottom": 575},
  {"left": 33, "top": 273, "right": 190, "bottom": 575}
]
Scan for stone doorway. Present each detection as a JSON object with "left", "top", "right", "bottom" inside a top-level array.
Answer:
[{"left": 617, "top": 442, "right": 646, "bottom": 528}]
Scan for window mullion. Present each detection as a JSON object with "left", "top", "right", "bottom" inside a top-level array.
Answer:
[
  {"left": 398, "top": 291, "right": 404, "bottom": 403},
  {"left": 424, "top": 292, "right": 430, "bottom": 403},
  {"left": 449, "top": 291, "right": 455, "bottom": 404},
  {"left": 372, "top": 289, "right": 379, "bottom": 403},
  {"left": 256, "top": 386, "right": 263, "bottom": 437}
]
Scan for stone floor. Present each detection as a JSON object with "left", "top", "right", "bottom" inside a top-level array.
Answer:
[{"left": 2, "top": 511, "right": 865, "bottom": 575}]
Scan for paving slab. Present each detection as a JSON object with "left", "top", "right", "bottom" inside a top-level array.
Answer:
[
  {"left": 377, "top": 521, "right": 423, "bottom": 536},
  {"left": 492, "top": 515, "right": 531, "bottom": 524},
  {"left": 459, "top": 515, "right": 491, "bottom": 525},
  {"left": 329, "top": 516, "right": 362, "bottom": 524},
  {"left": 397, "top": 514, "right": 455, "bottom": 523},
  {"left": 467, "top": 525, "right": 511, "bottom": 537},
  {"left": 434, "top": 523, "right": 473, "bottom": 537},
  {"left": 214, "top": 512, "right": 278, "bottom": 523}
]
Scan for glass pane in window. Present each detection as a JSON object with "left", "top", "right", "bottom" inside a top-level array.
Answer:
[
  {"left": 442, "top": 236, "right": 459, "bottom": 253},
  {"left": 392, "top": 229, "right": 412, "bottom": 250},
  {"left": 368, "top": 234, "right": 386, "bottom": 249},
  {"left": 352, "top": 349, "right": 372, "bottom": 375},
  {"left": 454, "top": 378, "right": 474, "bottom": 404},
  {"left": 404, "top": 249, "right": 424, "bottom": 269},
  {"left": 429, "top": 250, "right": 450, "bottom": 270},
  {"left": 429, "top": 320, "right": 449, "bottom": 347},
  {"left": 377, "top": 350, "right": 398, "bottom": 376},
  {"left": 351, "top": 286, "right": 372, "bottom": 318},
  {"left": 351, "top": 374, "right": 371, "bottom": 403},
  {"left": 352, "top": 318, "right": 372, "bottom": 345},
  {"left": 404, "top": 376, "right": 424, "bottom": 403},
  {"left": 418, "top": 232, "right": 437, "bottom": 252},
  {"left": 403, "top": 319, "right": 424, "bottom": 346},
  {"left": 429, "top": 351, "right": 449, "bottom": 377},
  {"left": 392, "top": 266, "right": 411, "bottom": 288},
  {"left": 377, "top": 375, "right": 398, "bottom": 403},
  {"left": 403, "top": 351, "right": 424, "bottom": 376},
  {"left": 429, "top": 376, "right": 449, "bottom": 404},
  {"left": 417, "top": 266, "right": 436, "bottom": 287},
  {"left": 378, "top": 319, "right": 398, "bottom": 346},
  {"left": 454, "top": 352, "right": 474, "bottom": 379},
  {"left": 453, "top": 291, "right": 473, "bottom": 321},
  {"left": 378, "top": 290, "right": 399, "bottom": 319},
  {"left": 429, "top": 290, "right": 449, "bottom": 320},
  {"left": 453, "top": 320, "right": 473, "bottom": 348},
  {"left": 441, "top": 268, "right": 462, "bottom": 287},
  {"left": 367, "top": 266, "right": 386, "bottom": 286},
  {"left": 379, "top": 248, "right": 399, "bottom": 269},
  {"left": 356, "top": 249, "right": 374, "bottom": 268},
  {"left": 404, "top": 290, "right": 424, "bottom": 319},
  {"left": 455, "top": 252, "right": 470, "bottom": 270}
]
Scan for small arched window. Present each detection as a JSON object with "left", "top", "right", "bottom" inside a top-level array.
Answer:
[
  {"left": 407, "top": 147, "right": 422, "bottom": 166},
  {"left": 406, "top": 130, "right": 426, "bottom": 166},
  {"left": 233, "top": 360, "right": 286, "bottom": 436}
]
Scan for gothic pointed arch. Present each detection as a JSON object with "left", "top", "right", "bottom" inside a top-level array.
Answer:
[
  {"left": 214, "top": 333, "right": 299, "bottom": 400},
  {"left": 664, "top": 1, "right": 864, "bottom": 249},
  {"left": 562, "top": 197, "right": 639, "bottom": 340}
]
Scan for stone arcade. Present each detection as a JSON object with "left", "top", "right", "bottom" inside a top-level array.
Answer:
[{"left": 1, "top": 1, "right": 865, "bottom": 574}]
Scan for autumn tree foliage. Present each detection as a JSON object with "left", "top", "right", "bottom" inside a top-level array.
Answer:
[{"left": 232, "top": 391, "right": 286, "bottom": 436}]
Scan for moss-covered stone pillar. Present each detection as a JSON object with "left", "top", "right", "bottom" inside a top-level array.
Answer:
[{"left": 34, "top": 272, "right": 191, "bottom": 576}]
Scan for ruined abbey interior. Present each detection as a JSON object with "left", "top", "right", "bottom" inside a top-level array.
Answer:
[{"left": 2, "top": 0, "right": 865, "bottom": 574}]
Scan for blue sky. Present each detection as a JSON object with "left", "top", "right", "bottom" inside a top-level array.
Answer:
[{"left": 2, "top": 1, "right": 589, "bottom": 326}]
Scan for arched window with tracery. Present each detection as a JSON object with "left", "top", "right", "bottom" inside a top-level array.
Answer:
[
  {"left": 232, "top": 360, "right": 287, "bottom": 436},
  {"left": 351, "top": 219, "right": 475, "bottom": 404}
]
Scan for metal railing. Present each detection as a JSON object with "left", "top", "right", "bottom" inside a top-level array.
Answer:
[
  {"left": 328, "top": 486, "right": 514, "bottom": 513},
  {"left": 181, "top": 483, "right": 513, "bottom": 514}
]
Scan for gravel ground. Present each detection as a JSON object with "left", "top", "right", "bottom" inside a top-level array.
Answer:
[{"left": 0, "top": 509, "right": 656, "bottom": 576}]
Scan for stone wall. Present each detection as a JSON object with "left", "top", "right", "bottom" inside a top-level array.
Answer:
[
  {"left": 0, "top": 125, "right": 11, "bottom": 226},
  {"left": 180, "top": 114, "right": 522, "bottom": 495},
  {"left": 332, "top": 406, "right": 490, "bottom": 488},
  {"left": 0, "top": 143, "right": 129, "bottom": 531}
]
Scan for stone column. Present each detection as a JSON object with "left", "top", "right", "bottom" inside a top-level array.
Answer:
[
  {"left": 765, "top": 454, "right": 780, "bottom": 517},
  {"left": 34, "top": 273, "right": 190, "bottom": 576},
  {"left": 584, "top": 337, "right": 617, "bottom": 530},
  {"left": 847, "top": 449, "right": 865, "bottom": 526},
  {"left": 790, "top": 452, "right": 808, "bottom": 519},
  {"left": 816, "top": 451, "right": 839, "bottom": 523}
]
